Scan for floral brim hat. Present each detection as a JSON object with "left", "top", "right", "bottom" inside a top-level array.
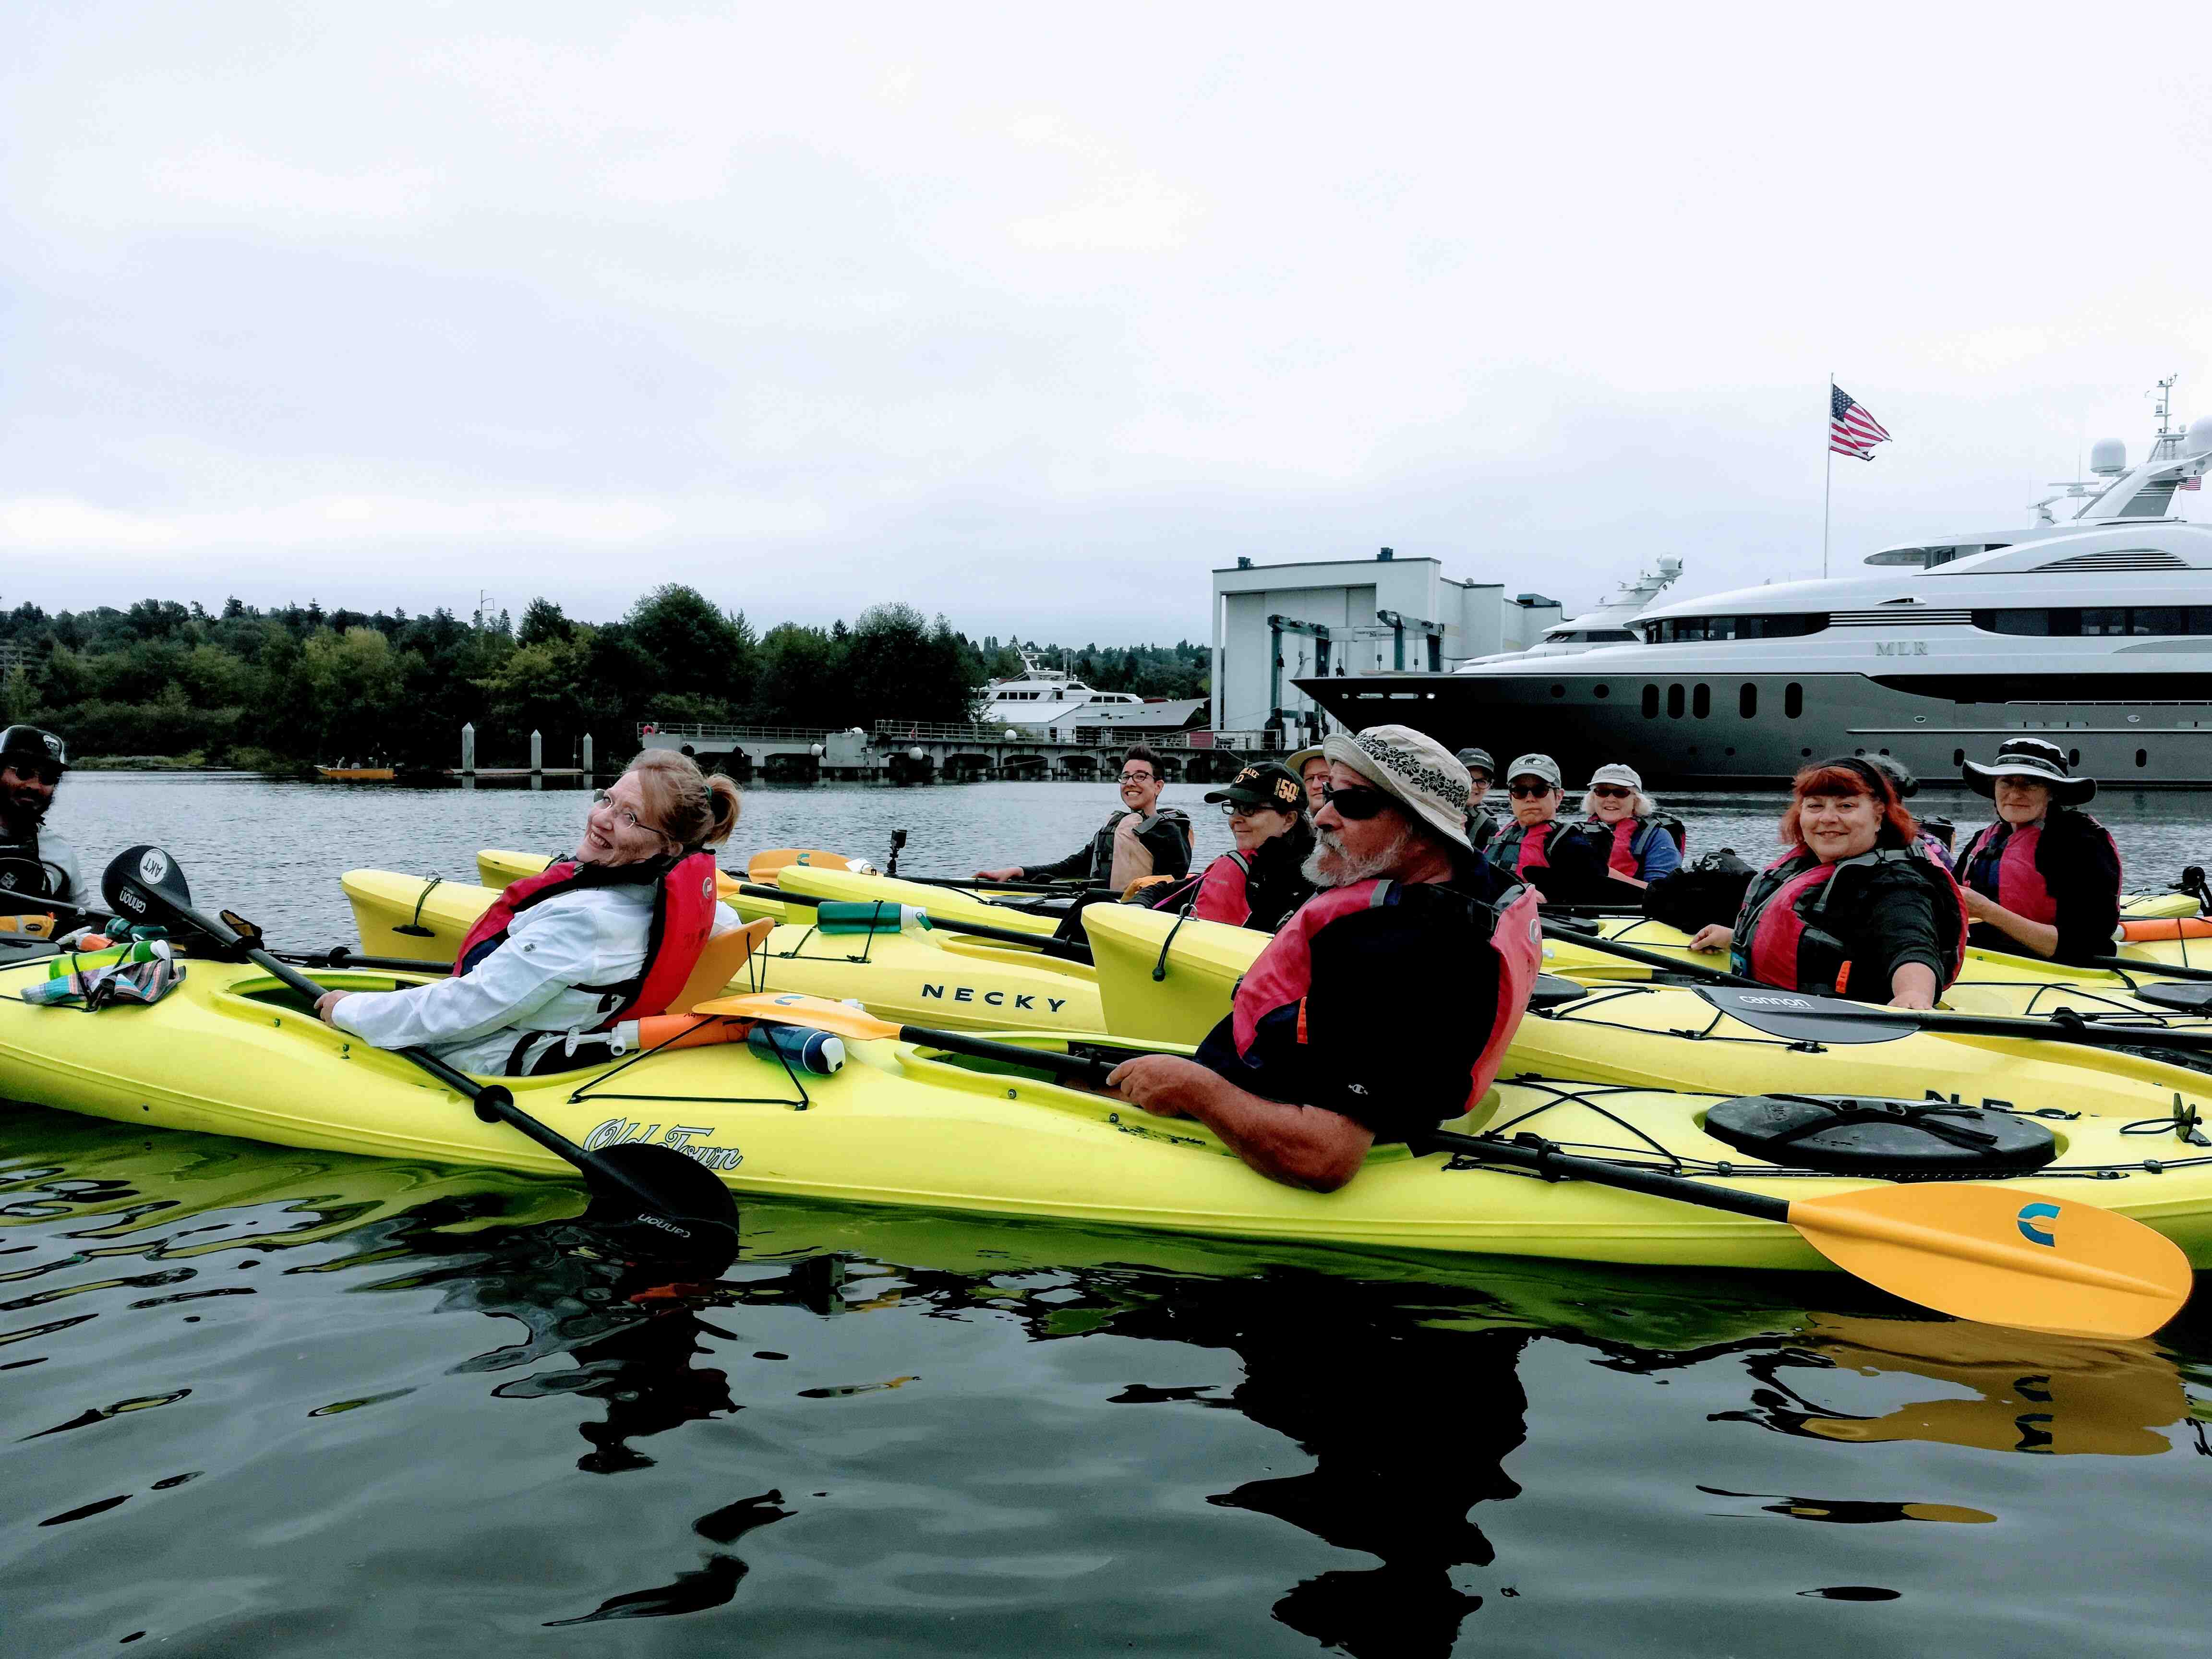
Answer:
[{"left": 1322, "top": 725, "right": 1475, "bottom": 853}]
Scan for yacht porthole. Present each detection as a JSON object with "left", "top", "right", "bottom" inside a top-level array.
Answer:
[
  {"left": 2137, "top": 749, "right": 2149, "bottom": 768},
  {"left": 2069, "top": 748, "right": 2081, "bottom": 767},
  {"left": 1953, "top": 749, "right": 1965, "bottom": 766},
  {"left": 1913, "top": 716, "right": 1927, "bottom": 724},
  {"left": 1594, "top": 685, "right": 1610, "bottom": 698},
  {"left": 1802, "top": 748, "right": 1812, "bottom": 757},
  {"left": 1550, "top": 684, "right": 1565, "bottom": 697}
]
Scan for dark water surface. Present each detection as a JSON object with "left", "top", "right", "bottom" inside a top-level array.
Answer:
[{"left": 6, "top": 774, "right": 2212, "bottom": 1656}]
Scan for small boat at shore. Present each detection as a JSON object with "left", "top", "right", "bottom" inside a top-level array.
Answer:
[{"left": 316, "top": 765, "right": 397, "bottom": 781}]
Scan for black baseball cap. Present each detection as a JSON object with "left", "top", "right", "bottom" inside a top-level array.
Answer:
[
  {"left": 0, "top": 726, "right": 66, "bottom": 778},
  {"left": 1204, "top": 761, "right": 1305, "bottom": 811}
]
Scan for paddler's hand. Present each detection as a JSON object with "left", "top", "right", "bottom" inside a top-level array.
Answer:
[
  {"left": 1105, "top": 1053, "right": 1208, "bottom": 1118},
  {"left": 1687, "top": 924, "right": 1733, "bottom": 953},
  {"left": 1961, "top": 888, "right": 1999, "bottom": 922},
  {"left": 976, "top": 866, "right": 1023, "bottom": 882},
  {"left": 314, "top": 991, "right": 348, "bottom": 1025}
]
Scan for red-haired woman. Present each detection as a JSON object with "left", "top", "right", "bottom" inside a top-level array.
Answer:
[{"left": 1688, "top": 757, "right": 1965, "bottom": 1008}]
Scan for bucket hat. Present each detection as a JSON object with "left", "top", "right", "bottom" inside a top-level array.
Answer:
[
  {"left": 1322, "top": 726, "right": 1474, "bottom": 853},
  {"left": 1962, "top": 737, "right": 2095, "bottom": 805}
]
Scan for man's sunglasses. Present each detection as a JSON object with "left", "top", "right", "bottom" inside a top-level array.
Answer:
[
  {"left": 2, "top": 758, "right": 62, "bottom": 785},
  {"left": 1507, "top": 781, "right": 1557, "bottom": 798},
  {"left": 1318, "top": 782, "right": 1392, "bottom": 820}
]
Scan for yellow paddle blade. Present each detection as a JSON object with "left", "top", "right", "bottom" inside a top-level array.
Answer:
[
  {"left": 693, "top": 990, "right": 902, "bottom": 1042},
  {"left": 1786, "top": 1183, "right": 2193, "bottom": 1340},
  {"left": 746, "top": 848, "right": 857, "bottom": 880}
]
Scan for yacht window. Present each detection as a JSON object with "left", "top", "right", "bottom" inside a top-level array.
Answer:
[
  {"left": 1692, "top": 683, "right": 1711, "bottom": 719},
  {"left": 1645, "top": 613, "right": 1826, "bottom": 643},
  {"left": 1642, "top": 685, "right": 1659, "bottom": 719},
  {"left": 1589, "top": 628, "right": 1637, "bottom": 642},
  {"left": 1974, "top": 606, "right": 2212, "bottom": 637},
  {"left": 1739, "top": 683, "right": 1757, "bottom": 719},
  {"left": 1666, "top": 684, "right": 1684, "bottom": 719},
  {"left": 1784, "top": 683, "right": 1803, "bottom": 720}
]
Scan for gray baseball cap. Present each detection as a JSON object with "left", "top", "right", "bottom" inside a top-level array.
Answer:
[{"left": 1504, "top": 753, "right": 1562, "bottom": 790}]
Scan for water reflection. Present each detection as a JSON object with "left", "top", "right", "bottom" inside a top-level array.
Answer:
[
  {"left": 6, "top": 1106, "right": 2212, "bottom": 1654},
  {"left": 1711, "top": 1312, "right": 2190, "bottom": 1457}
]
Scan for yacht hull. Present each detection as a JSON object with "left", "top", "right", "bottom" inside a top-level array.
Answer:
[{"left": 1297, "top": 669, "right": 2212, "bottom": 787}]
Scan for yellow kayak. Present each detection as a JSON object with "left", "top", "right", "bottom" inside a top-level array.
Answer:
[
  {"left": 773, "top": 863, "right": 1065, "bottom": 938},
  {"left": 4, "top": 950, "right": 2208, "bottom": 1270},
  {"left": 342, "top": 869, "right": 1102, "bottom": 1034},
  {"left": 1079, "top": 903, "right": 2212, "bottom": 1121}
]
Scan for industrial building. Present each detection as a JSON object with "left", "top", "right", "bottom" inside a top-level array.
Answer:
[{"left": 1209, "top": 548, "right": 1563, "bottom": 740}]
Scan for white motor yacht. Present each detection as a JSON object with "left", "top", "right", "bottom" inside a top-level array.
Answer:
[
  {"left": 1302, "top": 390, "right": 2212, "bottom": 786},
  {"left": 977, "top": 650, "right": 1146, "bottom": 727}
]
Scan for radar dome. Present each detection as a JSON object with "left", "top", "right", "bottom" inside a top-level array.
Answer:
[
  {"left": 2188, "top": 415, "right": 2212, "bottom": 456},
  {"left": 2090, "top": 437, "right": 2128, "bottom": 476}
]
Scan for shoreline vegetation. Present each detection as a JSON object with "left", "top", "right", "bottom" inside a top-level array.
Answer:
[{"left": 0, "top": 588, "right": 1210, "bottom": 773}]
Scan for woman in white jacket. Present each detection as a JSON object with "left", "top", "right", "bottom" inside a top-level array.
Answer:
[{"left": 316, "top": 751, "right": 742, "bottom": 1074}]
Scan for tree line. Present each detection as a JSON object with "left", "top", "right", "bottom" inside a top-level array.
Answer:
[{"left": 0, "top": 588, "right": 1212, "bottom": 768}]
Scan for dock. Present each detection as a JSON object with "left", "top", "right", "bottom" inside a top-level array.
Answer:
[{"left": 637, "top": 721, "right": 1293, "bottom": 783}]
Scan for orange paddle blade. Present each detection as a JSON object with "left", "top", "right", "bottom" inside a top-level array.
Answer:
[
  {"left": 746, "top": 848, "right": 855, "bottom": 881},
  {"left": 694, "top": 990, "right": 901, "bottom": 1042},
  {"left": 1787, "top": 1183, "right": 2192, "bottom": 1340}
]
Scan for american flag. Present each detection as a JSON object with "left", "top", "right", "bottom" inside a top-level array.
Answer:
[{"left": 1830, "top": 384, "right": 1891, "bottom": 460}]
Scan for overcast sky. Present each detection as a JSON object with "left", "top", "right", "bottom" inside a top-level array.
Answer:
[{"left": 4, "top": 2, "right": 2208, "bottom": 641}]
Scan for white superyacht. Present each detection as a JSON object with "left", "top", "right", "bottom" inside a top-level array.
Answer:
[{"left": 1300, "top": 392, "right": 2212, "bottom": 786}]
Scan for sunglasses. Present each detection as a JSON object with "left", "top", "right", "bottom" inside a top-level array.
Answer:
[
  {"left": 1590, "top": 784, "right": 1633, "bottom": 799},
  {"left": 2, "top": 759, "right": 61, "bottom": 785},
  {"left": 1507, "top": 781, "right": 1557, "bottom": 798},
  {"left": 1318, "top": 782, "right": 1392, "bottom": 820}
]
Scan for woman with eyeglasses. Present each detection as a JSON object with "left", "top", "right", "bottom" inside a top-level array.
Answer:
[
  {"left": 316, "top": 751, "right": 745, "bottom": 1074},
  {"left": 0, "top": 725, "right": 82, "bottom": 910},
  {"left": 1686, "top": 757, "right": 1965, "bottom": 1008},
  {"left": 1176, "top": 761, "right": 1316, "bottom": 930},
  {"left": 1577, "top": 763, "right": 1683, "bottom": 890}
]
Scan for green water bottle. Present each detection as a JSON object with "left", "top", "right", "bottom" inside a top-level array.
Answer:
[{"left": 814, "top": 902, "right": 930, "bottom": 935}]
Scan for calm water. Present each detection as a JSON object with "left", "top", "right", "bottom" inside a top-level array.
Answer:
[{"left": 6, "top": 773, "right": 2212, "bottom": 1656}]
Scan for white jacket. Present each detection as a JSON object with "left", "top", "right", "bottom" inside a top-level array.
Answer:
[{"left": 331, "top": 883, "right": 740, "bottom": 1075}]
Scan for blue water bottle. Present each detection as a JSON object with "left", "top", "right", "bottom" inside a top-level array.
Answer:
[{"left": 747, "top": 1023, "right": 846, "bottom": 1075}]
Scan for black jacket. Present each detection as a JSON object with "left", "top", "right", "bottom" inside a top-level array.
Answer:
[
  {"left": 1959, "top": 807, "right": 2121, "bottom": 967},
  {"left": 1026, "top": 807, "right": 1193, "bottom": 886}
]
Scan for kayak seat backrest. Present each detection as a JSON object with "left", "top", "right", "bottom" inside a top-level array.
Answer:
[{"left": 674, "top": 918, "right": 774, "bottom": 1013}]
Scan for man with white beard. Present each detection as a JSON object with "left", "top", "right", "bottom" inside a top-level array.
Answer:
[{"left": 1106, "top": 725, "right": 1540, "bottom": 1192}]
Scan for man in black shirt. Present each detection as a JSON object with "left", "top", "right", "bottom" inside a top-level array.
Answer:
[
  {"left": 976, "top": 744, "right": 1191, "bottom": 891},
  {"left": 1106, "top": 725, "right": 1536, "bottom": 1190}
]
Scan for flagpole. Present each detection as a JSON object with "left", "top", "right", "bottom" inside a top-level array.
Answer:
[{"left": 1822, "top": 373, "right": 1834, "bottom": 579}]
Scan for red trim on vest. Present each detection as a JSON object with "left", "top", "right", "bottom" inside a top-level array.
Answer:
[
  {"left": 1600, "top": 818, "right": 1638, "bottom": 877},
  {"left": 1230, "top": 878, "right": 1540, "bottom": 1115},
  {"left": 453, "top": 853, "right": 721, "bottom": 1029},
  {"left": 1500, "top": 821, "right": 1552, "bottom": 875}
]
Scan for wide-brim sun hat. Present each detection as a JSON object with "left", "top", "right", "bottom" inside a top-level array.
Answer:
[
  {"left": 1322, "top": 726, "right": 1474, "bottom": 854},
  {"left": 1962, "top": 737, "right": 2095, "bottom": 805},
  {"left": 1285, "top": 743, "right": 1328, "bottom": 775}
]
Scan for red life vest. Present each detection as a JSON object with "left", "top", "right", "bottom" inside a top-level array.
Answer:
[
  {"left": 1590, "top": 816, "right": 1685, "bottom": 876},
  {"left": 1959, "top": 821, "right": 2057, "bottom": 925},
  {"left": 453, "top": 852, "right": 721, "bottom": 1029},
  {"left": 1191, "top": 851, "right": 1254, "bottom": 927},
  {"left": 1732, "top": 843, "right": 1967, "bottom": 997},
  {"left": 1229, "top": 878, "right": 1541, "bottom": 1115}
]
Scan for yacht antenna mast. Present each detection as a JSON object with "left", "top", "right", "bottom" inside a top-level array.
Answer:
[{"left": 2154, "top": 374, "right": 2178, "bottom": 436}]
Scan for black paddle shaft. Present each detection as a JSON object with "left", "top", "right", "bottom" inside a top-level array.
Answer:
[
  {"left": 100, "top": 846, "right": 738, "bottom": 1252},
  {"left": 1543, "top": 921, "right": 1761, "bottom": 987}
]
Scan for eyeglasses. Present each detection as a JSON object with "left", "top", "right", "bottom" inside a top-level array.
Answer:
[
  {"left": 592, "top": 790, "right": 663, "bottom": 835},
  {"left": 1508, "top": 782, "right": 1557, "bottom": 798},
  {"left": 1117, "top": 771, "right": 1156, "bottom": 784},
  {"left": 1318, "top": 782, "right": 1391, "bottom": 820},
  {"left": 1590, "top": 784, "right": 1633, "bottom": 799}
]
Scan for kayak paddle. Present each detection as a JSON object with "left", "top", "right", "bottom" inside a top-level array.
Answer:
[
  {"left": 1546, "top": 922, "right": 2212, "bottom": 1057},
  {"left": 102, "top": 846, "right": 741, "bottom": 1265},
  {"left": 704, "top": 991, "right": 2194, "bottom": 1339}
]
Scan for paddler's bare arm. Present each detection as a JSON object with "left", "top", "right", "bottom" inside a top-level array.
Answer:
[{"left": 1104, "top": 1054, "right": 1373, "bottom": 1193}]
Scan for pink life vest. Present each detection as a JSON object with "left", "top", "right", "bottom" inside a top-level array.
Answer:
[
  {"left": 1495, "top": 820, "right": 1555, "bottom": 876},
  {"left": 1228, "top": 878, "right": 1541, "bottom": 1114},
  {"left": 1734, "top": 844, "right": 1967, "bottom": 997},
  {"left": 452, "top": 852, "right": 721, "bottom": 1030},
  {"left": 1960, "top": 821, "right": 2058, "bottom": 925}
]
